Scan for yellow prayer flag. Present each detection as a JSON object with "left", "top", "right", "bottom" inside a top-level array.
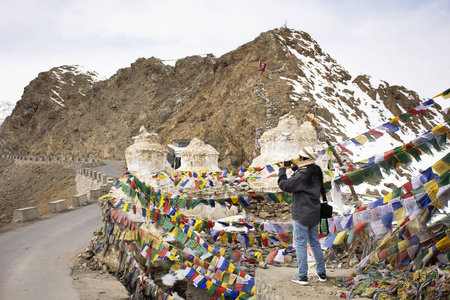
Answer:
[
  {"left": 427, "top": 184, "right": 439, "bottom": 200},
  {"left": 231, "top": 196, "right": 239, "bottom": 204},
  {"left": 220, "top": 248, "right": 226, "bottom": 256},
  {"left": 433, "top": 91, "right": 450, "bottom": 99},
  {"left": 158, "top": 199, "right": 164, "bottom": 209},
  {"left": 220, "top": 271, "right": 227, "bottom": 282},
  {"left": 390, "top": 116, "right": 400, "bottom": 124},
  {"left": 193, "top": 220, "right": 202, "bottom": 231},
  {"left": 432, "top": 124, "right": 449, "bottom": 135},
  {"left": 394, "top": 207, "right": 406, "bottom": 225},
  {"left": 354, "top": 135, "right": 369, "bottom": 145},
  {"left": 199, "top": 180, "right": 206, "bottom": 189},
  {"left": 406, "top": 218, "right": 420, "bottom": 236},
  {"left": 369, "top": 252, "right": 379, "bottom": 264},
  {"left": 205, "top": 280, "right": 213, "bottom": 289},
  {"left": 158, "top": 174, "right": 167, "bottom": 180},
  {"left": 170, "top": 263, "right": 181, "bottom": 270},
  {"left": 432, "top": 160, "right": 450, "bottom": 175},
  {"left": 333, "top": 230, "right": 348, "bottom": 245},
  {"left": 254, "top": 252, "right": 263, "bottom": 262},
  {"left": 171, "top": 227, "right": 178, "bottom": 238},
  {"left": 274, "top": 193, "right": 284, "bottom": 205},
  {"left": 436, "top": 236, "right": 450, "bottom": 252},
  {"left": 228, "top": 264, "right": 235, "bottom": 274},
  {"left": 152, "top": 238, "right": 161, "bottom": 250},
  {"left": 398, "top": 239, "right": 409, "bottom": 252},
  {"left": 228, "top": 274, "right": 237, "bottom": 285},
  {"left": 383, "top": 193, "right": 393, "bottom": 204}
]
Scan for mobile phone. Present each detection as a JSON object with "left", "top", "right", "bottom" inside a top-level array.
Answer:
[{"left": 283, "top": 161, "right": 291, "bottom": 167}]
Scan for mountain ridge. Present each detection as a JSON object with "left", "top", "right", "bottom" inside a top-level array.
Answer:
[{"left": 0, "top": 28, "right": 447, "bottom": 172}]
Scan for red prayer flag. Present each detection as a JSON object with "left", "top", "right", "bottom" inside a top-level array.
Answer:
[
  {"left": 267, "top": 251, "right": 277, "bottom": 264},
  {"left": 259, "top": 61, "right": 267, "bottom": 72},
  {"left": 367, "top": 129, "right": 384, "bottom": 139},
  {"left": 383, "top": 150, "right": 394, "bottom": 160},
  {"left": 401, "top": 181, "right": 413, "bottom": 193},
  {"left": 337, "top": 143, "right": 348, "bottom": 153},
  {"left": 353, "top": 222, "right": 368, "bottom": 235},
  {"left": 341, "top": 175, "right": 355, "bottom": 185}
]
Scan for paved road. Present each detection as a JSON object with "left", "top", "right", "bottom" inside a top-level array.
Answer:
[
  {"left": 94, "top": 160, "right": 125, "bottom": 180},
  {"left": 0, "top": 160, "right": 125, "bottom": 300},
  {"left": 0, "top": 205, "right": 101, "bottom": 300}
]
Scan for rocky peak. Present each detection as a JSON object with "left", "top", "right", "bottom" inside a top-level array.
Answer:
[{"left": 0, "top": 28, "right": 446, "bottom": 174}]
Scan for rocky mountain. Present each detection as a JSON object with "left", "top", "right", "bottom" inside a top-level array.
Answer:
[
  {"left": 0, "top": 100, "right": 15, "bottom": 127},
  {"left": 0, "top": 28, "right": 447, "bottom": 172}
]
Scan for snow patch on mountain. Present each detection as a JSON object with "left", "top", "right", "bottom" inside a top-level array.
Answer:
[
  {"left": 0, "top": 100, "right": 15, "bottom": 127},
  {"left": 275, "top": 30, "right": 448, "bottom": 201}
]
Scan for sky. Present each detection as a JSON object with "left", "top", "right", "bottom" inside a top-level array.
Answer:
[{"left": 1, "top": 0, "right": 449, "bottom": 109}]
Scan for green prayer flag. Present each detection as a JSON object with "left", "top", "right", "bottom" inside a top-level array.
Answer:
[
  {"left": 438, "top": 132, "right": 447, "bottom": 147},
  {"left": 406, "top": 148, "right": 422, "bottom": 162},
  {"left": 412, "top": 185, "right": 425, "bottom": 196},
  {"left": 399, "top": 113, "right": 413, "bottom": 120},
  {"left": 175, "top": 230, "right": 188, "bottom": 244},
  {"left": 441, "top": 152, "right": 450, "bottom": 165},
  {"left": 362, "top": 133, "right": 377, "bottom": 142},
  {"left": 348, "top": 171, "right": 364, "bottom": 185},
  {"left": 162, "top": 218, "right": 175, "bottom": 232},
  {"left": 439, "top": 170, "right": 450, "bottom": 186},
  {"left": 185, "top": 237, "right": 197, "bottom": 249},
  {"left": 428, "top": 138, "right": 441, "bottom": 152},
  {"left": 395, "top": 151, "right": 412, "bottom": 166},
  {"left": 391, "top": 188, "right": 404, "bottom": 199},
  {"left": 379, "top": 160, "right": 391, "bottom": 175},
  {"left": 205, "top": 283, "right": 218, "bottom": 296},
  {"left": 416, "top": 143, "right": 433, "bottom": 156}
]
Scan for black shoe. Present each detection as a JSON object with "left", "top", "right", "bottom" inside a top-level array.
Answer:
[
  {"left": 316, "top": 271, "right": 327, "bottom": 282},
  {"left": 291, "top": 275, "right": 308, "bottom": 285}
]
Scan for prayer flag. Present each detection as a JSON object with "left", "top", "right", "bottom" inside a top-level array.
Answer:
[
  {"left": 259, "top": 61, "right": 267, "bottom": 72},
  {"left": 432, "top": 88, "right": 450, "bottom": 99}
]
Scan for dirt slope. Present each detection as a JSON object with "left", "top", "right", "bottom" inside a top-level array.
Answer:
[{"left": 0, "top": 158, "right": 76, "bottom": 227}]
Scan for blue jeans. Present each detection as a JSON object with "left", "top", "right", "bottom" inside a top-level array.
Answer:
[{"left": 293, "top": 220, "right": 326, "bottom": 277}]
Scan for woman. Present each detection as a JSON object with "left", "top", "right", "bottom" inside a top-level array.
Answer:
[{"left": 278, "top": 146, "right": 327, "bottom": 285}]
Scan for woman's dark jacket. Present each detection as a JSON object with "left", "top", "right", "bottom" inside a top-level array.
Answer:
[{"left": 277, "top": 164, "right": 326, "bottom": 227}]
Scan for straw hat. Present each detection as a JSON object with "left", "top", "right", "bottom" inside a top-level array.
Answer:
[{"left": 298, "top": 146, "right": 318, "bottom": 160}]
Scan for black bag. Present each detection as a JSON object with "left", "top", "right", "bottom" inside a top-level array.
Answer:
[
  {"left": 320, "top": 201, "right": 333, "bottom": 219},
  {"left": 319, "top": 201, "right": 333, "bottom": 234}
]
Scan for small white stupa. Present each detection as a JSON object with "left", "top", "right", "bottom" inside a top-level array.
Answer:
[
  {"left": 125, "top": 126, "right": 167, "bottom": 177},
  {"left": 178, "top": 138, "right": 221, "bottom": 171},
  {"left": 177, "top": 138, "right": 238, "bottom": 219},
  {"left": 248, "top": 114, "right": 327, "bottom": 192}
]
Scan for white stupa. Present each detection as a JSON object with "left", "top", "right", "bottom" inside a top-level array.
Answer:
[
  {"left": 178, "top": 138, "right": 221, "bottom": 171},
  {"left": 248, "top": 114, "right": 327, "bottom": 192},
  {"left": 125, "top": 126, "right": 167, "bottom": 176},
  {"left": 177, "top": 138, "right": 238, "bottom": 219}
]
